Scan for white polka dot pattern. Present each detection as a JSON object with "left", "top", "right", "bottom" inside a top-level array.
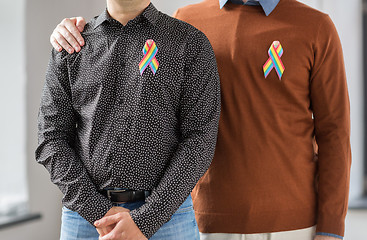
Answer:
[{"left": 35, "top": 3, "right": 220, "bottom": 238}]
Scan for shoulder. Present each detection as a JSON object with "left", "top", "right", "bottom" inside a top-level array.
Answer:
[
  {"left": 80, "top": 17, "right": 99, "bottom": 37},
  {"left": 49, "top": 48, "right": 70, "bottom": 65},
  {"left": 49, "top": 42, "right": 83, "bottom": 67},
  {"left": 285, "top": 1, "right": 338, "bottom": 39},
  {"left": 280, "top": 0, "right": 330, "bottom": 23},
  {"left": 173, "top": 0, "right": 212, "bottom": 22},
  {"left": 157, "top": 11, "right": 202, "bottom": 35},
  {"left": 274, "top": 0, "right": 338, "bottom": 42},
  {"left": 157, "top": 11, "right": 211, "bottom": 46}
]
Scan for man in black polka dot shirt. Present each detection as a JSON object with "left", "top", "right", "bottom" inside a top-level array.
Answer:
[{"left": 36, "top": 0, "right": 220, "bottom": 239}]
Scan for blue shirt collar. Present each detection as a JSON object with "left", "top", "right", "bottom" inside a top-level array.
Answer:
[{"left": 219, "top": 0, "right": 280, "bottom": 16}]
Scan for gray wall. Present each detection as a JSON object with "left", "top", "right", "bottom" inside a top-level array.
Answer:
[
  {"left": 0, "top": 0, "right": 27, "bottom": 210},
  {"left": 0, "top": 1, "right": 105, "bottom": 239},
  {"left": 152, "top": 0, "right": 201, "bottom": 15}
]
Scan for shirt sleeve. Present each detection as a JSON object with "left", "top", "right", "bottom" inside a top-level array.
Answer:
[
  {"left": 310, "top": 14, "right": 351, "bottom": 237},
  {"left": 130, "top": 30, "right": 221, "bottom": 238},
  {"left": 35, "top": 49, "right": 113, "bottom": 225}
]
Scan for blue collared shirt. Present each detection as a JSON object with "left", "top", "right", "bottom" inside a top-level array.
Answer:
[{"left": 219, "top": 0, "right": 280, "bottom": 16}]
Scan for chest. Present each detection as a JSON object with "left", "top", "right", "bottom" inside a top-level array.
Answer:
[
  {"left": 66, "top": 32, "right": 187, "bottom": 111},
  {"left": 191, "top": 12, "right": 315, "bottom": 92}
]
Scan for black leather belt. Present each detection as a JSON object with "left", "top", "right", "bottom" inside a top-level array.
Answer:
[{"left": 100, "top": 189, "right": 151, "bottom": 203}]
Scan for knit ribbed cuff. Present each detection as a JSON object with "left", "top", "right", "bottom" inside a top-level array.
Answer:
[
  {"left": 316, "top": 232, "right": 343, "bottom": 239},
  {"left": 316, "top": 214, "right": 345, "bottom": 238}
]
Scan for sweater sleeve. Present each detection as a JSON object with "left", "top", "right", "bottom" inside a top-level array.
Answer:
[{"left": 310, "top": 15, "right": 351, "bottom": 237}]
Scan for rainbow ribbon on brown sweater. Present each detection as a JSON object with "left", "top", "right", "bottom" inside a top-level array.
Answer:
[{"left": 263, "top": 41, "right": 285, "bottom": 80}]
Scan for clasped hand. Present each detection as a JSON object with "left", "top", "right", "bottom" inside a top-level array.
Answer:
[{"left": 94, "top": 206, "right": 147, "bottom": 240}]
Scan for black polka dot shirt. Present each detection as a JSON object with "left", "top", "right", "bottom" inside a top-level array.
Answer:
[{"left": 35, "top": 3, "right": 220, "bottom": 238}]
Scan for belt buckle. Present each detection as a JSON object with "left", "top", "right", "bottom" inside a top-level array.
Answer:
[{"left": 106, "top": 189, "right": 127, "bottom": 203}]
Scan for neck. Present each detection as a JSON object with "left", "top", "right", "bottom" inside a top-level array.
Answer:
[{"left": 106, "top": 0, "right": 151, "bottom": 26}]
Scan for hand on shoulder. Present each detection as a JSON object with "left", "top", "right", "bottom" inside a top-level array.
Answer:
[{"left": 50, "top": 17, "right": 86, "bottom": 54}]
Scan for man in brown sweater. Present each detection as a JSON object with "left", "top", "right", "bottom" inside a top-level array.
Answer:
[{"left": 49, "top": 0, "right": 351, "bottom": 239}]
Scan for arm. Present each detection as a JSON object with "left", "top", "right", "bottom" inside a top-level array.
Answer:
[
  {"left": 50, "top": 17, "right": 86, "bottom": 54},
  {"left": 310, "top": 15, "right": 351, "bottom": 239},
  {"left": 36, "top": 49, "right": 113, "bottom": 225},
  {"left": 129, "top": 31, "right": 221, "bottom": 238}
]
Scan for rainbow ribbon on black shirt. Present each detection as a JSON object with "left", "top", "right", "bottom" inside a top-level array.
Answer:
[
  {"left": 139, "top": 39, "right": 159, "bottom": 75},
  {"left": 263, "top": 41, "right": 285, "bottom": 80}
]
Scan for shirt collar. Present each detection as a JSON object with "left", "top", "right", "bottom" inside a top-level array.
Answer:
[
  {"left": 219, "top": 0, "right": 280, "bottom": 16},
  {"left": 94, "top": 3, "right": 159, "bottom": 29}
]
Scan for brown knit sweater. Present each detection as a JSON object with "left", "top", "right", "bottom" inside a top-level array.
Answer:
[{"left": 174, "top": 0, "right": 351, "bottom": 237}]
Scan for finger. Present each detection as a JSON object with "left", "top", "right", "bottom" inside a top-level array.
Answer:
[
  {"left": 75, "top": 17, "right": 86, "bottom": 33},
  {"left": 100, "top": 231, "right": 117, "bottom": 240},
  {"left": 69, "top": 17, "right": 86, "bottom": 46},
  {"left": 50, "top": 36, "right": 62, "bottom": 52},
  {"left": 97, "top": 225, "right": 114, "bottom": 237},
  {"left": 95, "top": 214, "right": 121, "bottom": 228},
  {"left": 53, "top": 31, "right": 74, "bottom": 54},
  {"left": 96, "top": 227, "right": 105, "bottom": 236},
  {"left": 99, "top": 223, "right": 123, "bottom": 240},
  {"left": 57, "top": 23, "right": 81, "bottom": 52},
  {"left": 63, "top": 19, "right": 84, "bottom": 49}
]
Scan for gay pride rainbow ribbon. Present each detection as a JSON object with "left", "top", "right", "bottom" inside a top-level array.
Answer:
[
  {"left": 263, "top": 41, "right": 285, "bottom": 80},
  {"left": 139, "top": 39, "right": 159, "bottom": 75}
]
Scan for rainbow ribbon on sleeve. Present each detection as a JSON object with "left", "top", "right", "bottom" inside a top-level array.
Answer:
[
  {"left": 139, "top": 39, "right": 159, "bottom": 75},
  {"left": 263, "top": 41, "right": 285, "bottom": 80}
]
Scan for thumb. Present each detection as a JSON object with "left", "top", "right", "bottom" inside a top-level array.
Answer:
[{"left": 75, "top": 17, "right": 86, "bottom": 32}]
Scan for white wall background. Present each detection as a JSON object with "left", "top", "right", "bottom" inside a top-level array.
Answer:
[
  {"left": 0, "top": 0, "right": 364, "bottom": 239},
  {"left": 0, "top": 1, "right": 108, "bottom": 239},
  {"left": 0, "top": 0, "right": 28, "bottom": 215}
]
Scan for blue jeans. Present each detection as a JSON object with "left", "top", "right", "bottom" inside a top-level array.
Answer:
[{"left": 60, "top": 195, "right": 199, "bottom": 240}]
